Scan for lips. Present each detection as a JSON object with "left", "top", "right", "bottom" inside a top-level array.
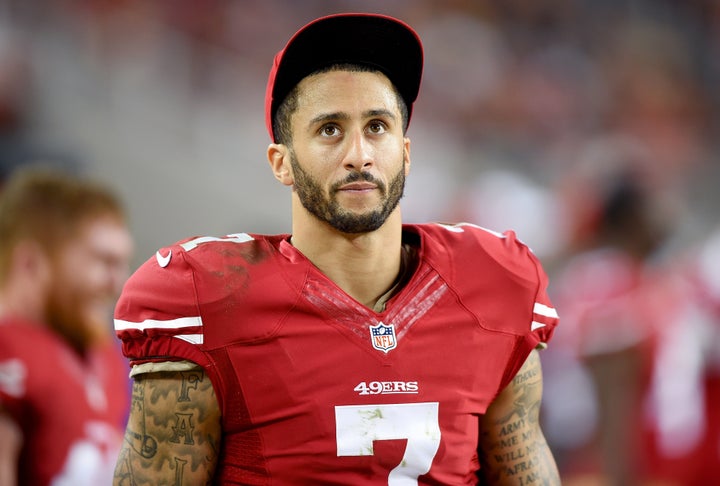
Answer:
[{"left": 338, "top": 182, "right": 377, "bottom": 191}]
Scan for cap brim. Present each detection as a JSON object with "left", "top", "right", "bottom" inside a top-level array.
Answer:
[{"left": 266, "top": 13, "right": 423, "bottom": 141}]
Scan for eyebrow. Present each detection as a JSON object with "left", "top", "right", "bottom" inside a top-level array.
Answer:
[{"left": 307, "top": 109, "right": 397, "bottom": 129}]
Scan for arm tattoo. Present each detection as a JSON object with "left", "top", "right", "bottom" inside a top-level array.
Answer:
[
  {"left": 113, "top": 370, "right": 221, "bottom": 486},
  {"left": 478, "top": 351, "right": 561, "bottom": 485}
]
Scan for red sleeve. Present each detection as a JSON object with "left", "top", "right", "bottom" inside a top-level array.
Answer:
[
  {"left": 426, "top": 222, "right": 559, "bottom": 343},
  {"left": 114, "top": 241, "right": 210, "bottom": 370},
  {"left": 420, "top": 223, "right": 559, "bottom": 389},
  {"left": 0, "top": 350, "right": 28, "bottom": 425},
  {"left": 526, "top": 247, "right": 559, "bottom": 348}
]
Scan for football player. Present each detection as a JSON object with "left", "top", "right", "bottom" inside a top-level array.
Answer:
[
  {"left": 113, "top": 13, "right": 560, "bottom": 485},
  {"left": 0, "top": 169, "right": 133, "bottom": 486}
]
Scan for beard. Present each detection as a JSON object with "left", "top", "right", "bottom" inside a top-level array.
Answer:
[
  {"left": 289, "top": 151, "right": 406, "bottom": 234},
  {"left": 45, "top": 281, "right": 113, "bottom": 356}
]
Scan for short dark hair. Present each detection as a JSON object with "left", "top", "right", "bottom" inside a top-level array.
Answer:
[{"left": 272, "top": 63, "right": 409, "bottom": 146}]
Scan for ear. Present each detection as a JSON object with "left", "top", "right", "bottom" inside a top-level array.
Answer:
[
  {"left": 267, "top": 143, "right": 294, "bottom": 186},
  {"left": 11, "top": 240, "right": 51, "bottom": 282},
  {"left": 403, "top": 137, "right": 411, "bottom": 176}
]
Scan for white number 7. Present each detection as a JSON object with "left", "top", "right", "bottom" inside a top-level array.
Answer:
[{"left": 335, "top": 402, "right": 441, "bottom": 485}]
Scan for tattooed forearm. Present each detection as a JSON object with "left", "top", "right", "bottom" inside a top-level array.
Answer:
[
  {"left": 478, "top": 350, "right": 560, "bottom": 485},
  {"left": 480, "top": 419, "right": 558, "bottom": 485},
  {"left": 113, "top": 369, "right": 221, "bottom": 486}
]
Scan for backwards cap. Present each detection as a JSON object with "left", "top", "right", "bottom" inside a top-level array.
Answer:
[{"left": 265, "top": 13, "right": 424, "bottom": 142}]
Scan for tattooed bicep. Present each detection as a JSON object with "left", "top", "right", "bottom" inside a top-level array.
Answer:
[
  {"left": 114, "top": 369, "right": 222, "bottom": 486},
  {"left": 508, "top": 349, "right": 543, "bottom": 421}
]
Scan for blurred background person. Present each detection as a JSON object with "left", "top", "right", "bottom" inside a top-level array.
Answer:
[
  {"left": 543, "top": 144, "right": 720, "bottom": 485},
  {"left": 0, "top": 168, "right": 133, "bottom": 486},
  {"left": 545, "top": 159, "right": 668, "bottom": 485}
]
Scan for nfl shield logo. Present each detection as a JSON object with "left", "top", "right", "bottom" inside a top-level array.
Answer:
[{"left": 369, "top": 322, "right": 397, "bottom": 353}]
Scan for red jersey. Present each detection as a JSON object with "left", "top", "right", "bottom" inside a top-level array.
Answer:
[
  {"left": 115, "top": 223, "right": 558, "bottom": 485},
  {"left": 0, "top": 320, "right": 129, "bottom": 486}
]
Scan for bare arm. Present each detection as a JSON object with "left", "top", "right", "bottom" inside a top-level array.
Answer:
[
  {"left": 478, "top": 349, "right": 560, "bottom": 485},
  {"left": 0, "top": 410, "right": 22, "bottom": 486},
  {"left": 113, "top": 369, "right": 221, "bottom": 486},
  {"left": 584, "top": 346, "right": 644, "bottom": 485}
]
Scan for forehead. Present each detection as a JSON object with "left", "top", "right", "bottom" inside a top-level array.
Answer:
[
  {"left": 66, "top": 217, "right": 132, "bottom": 257},
  {"left": 295, "top": 69, "right": 400, "bottom": 116}
]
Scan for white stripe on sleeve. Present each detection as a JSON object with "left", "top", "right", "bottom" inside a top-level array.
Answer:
[
  {"left": 533, "top": 302, "right": 558, "bottom": 319},
  {"left": 114, "top": 316, "right": 203, "bottom": 332}
]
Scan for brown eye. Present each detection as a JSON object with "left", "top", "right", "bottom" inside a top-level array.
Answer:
[
  {"left": 367, "top": 121, "right": 387, "bottom": 134},
  {"left": 320, "top": 125, "right": 340, "bottom": 137}
]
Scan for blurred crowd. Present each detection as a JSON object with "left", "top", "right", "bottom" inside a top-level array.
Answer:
[{"left": 1, "top": 0, "right": 720, "bottom": 484}]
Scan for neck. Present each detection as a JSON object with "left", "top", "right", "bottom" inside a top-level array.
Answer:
[{"left": 291, "top": 209, "right": 404, "bottom": 309}]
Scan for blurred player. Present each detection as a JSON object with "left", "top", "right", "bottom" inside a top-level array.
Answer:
[
  {"left": 113, "top": 13, "right": 560, "bottom": 484},
  {"left": 0, "top": 168, "right": 133, "bottom": 486},
  {"left": 548, "top": 167, "right": 720, "bottom": 485}
]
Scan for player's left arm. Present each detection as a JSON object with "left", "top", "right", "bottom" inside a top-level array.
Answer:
[{"left": 477, "top": 349, "right": 560, "bottom": 485}]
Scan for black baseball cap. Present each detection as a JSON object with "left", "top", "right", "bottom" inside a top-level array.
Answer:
[{"left": 265, "top": 13, "right": 424, "bottom": 142}]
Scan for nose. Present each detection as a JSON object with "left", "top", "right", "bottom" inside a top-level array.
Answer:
[{"left": 343, "top": 129, "right": 373, "bottom": 171}]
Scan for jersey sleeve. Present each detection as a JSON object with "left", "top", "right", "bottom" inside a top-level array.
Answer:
[
  {"left": 494, "top": 225, "right": 558, "bottom": 349},
  {"left": 527, "top": 251, "right": 559, "bottom": 349},
  {"left": 0, "top": 342, "right": 29, "bottom": 425},
  {"left": 114, "top": 242, "right": 211, "bottom": 370},
  {"left": 422, "top": 223, "right": 559, "bottom": 389},
  {"left": 432, "top": 223, "right": 558, "bottom": 341},
  {"left": 469, "top": 225, "right": 559, "bottom": 388}
]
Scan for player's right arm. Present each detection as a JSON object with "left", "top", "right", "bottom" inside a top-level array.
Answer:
[{"left": 113, "top": 369, "right": 221, "bottom": 486}]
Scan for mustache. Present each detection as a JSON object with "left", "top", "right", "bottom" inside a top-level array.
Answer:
[{"left": 331, "top": 171, "right": 385, "bottom": 192}]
